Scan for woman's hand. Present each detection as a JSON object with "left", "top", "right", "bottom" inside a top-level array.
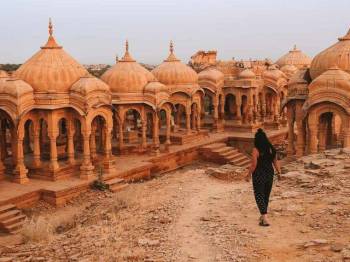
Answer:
[{"left": 245, "top": 172, "right": 251, "bottom": 182}]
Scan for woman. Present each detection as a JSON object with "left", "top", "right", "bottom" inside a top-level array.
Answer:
[{"left": 245, "top": 128, "right": 281, "bottom": 226}]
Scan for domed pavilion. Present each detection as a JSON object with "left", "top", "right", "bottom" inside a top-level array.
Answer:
[
  {"left": 285, "top": 28, "right": 350, "bottom": 157},
  {"left": 0, "top": 20, "right": 113, "bottom": 183}
]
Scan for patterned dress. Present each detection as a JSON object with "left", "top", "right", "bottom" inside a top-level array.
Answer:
[{"left": 252, "top": 149, "right": 275, "bottom": 215}]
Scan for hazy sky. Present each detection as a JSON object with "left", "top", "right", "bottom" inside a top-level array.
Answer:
[{"left": 0, "top": 0, "right": 349, "bottom": 65}]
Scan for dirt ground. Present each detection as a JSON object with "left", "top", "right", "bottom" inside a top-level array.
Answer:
[{"left": 0, "top": 157, "right": 349, "bottom": 262}]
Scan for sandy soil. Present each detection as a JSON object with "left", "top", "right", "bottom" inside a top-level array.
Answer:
[{"left": 0, "top": 159, "right": 349, "bottom": 261}]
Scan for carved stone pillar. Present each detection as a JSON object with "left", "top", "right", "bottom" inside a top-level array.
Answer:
[
  {"left": 90, "top": 125, "right": 97, "bottom": 159},
  {"left": 48, "top": 133, "right": 59, "bottom": 172},
  {"left": 308, "top": 124, "right": 318, "bottom": 154},
  {"left": 166, "top": 113, "right": 171, "bottom": 146},
  {"left": 80, "top": 132, "right": 94, "bottom": 179},
  {"left": 13, "top": 138, "right": 29, "bottom": 184},
  {"left": 186, "top": 112, "right": 191, "bottom": 134},
  {"left": 33, "top": 129, "right": 41, "bottom": 168},
  {"left": 67, "top": 121, "right": 75, "bottom": 165},
  {"left": 141, "top": 121, "right": 147, "bottom": 149},
  {"left": 343, "top": 126, "right": 350, "bottom": 148},
  {"left": 0, "top": 139, "right": 5, "bottom": 180},
  {"left": 196, "top": 110, "right": 201, "bottom": 131},
  {"left": 119, "top": 120, "right": 124, "bottom": 151},
  {"left": 213, "top": 97, "right": 219, "bottom": 129},
  {"left": 103, "top": 128, "right": 113, "bottom": 172},
  {"left": 296, "top": 121, "right": 305, "bottom": 157},
  {"left": 153, "top": 114, "right": 160, "bottom": 154}
]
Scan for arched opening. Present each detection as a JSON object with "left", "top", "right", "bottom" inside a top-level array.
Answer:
[
  {"left": 124, "top": 109, "right": 141, "bottom": 145},
  {"left": 202, "top": 92, "right": 214, "bottom": 128},
  {"left": 191, "top": 103, "right": 199, "bottom": 130},
  {"left": 91, "top": 115, "right": 107, "bottom": 160},
  {"left": 0, "top": 113, "right": 16, "bottom": 174},
  {"left": 174, "top": 104, "right": 186, "bottom": 130},
  {"left": 318, "top": 112, "right": 342, "bottom": 151},
  {"left": 224, "top": 94, "right": 237, "bottom": 120}
]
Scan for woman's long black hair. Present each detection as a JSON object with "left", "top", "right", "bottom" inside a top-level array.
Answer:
[{"left": 254, "top": 128, "right": 276, "bottom": 161}]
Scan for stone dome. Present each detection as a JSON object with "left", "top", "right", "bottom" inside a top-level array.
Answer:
[
  {"left": 15, "top": 20, "right": 88, "bottom": 94},
  {"left": 280, "top": 64, "right": 298, "bottom": 78},
  {"left": 238, "top": 68, "right": 256, "bottom": 80},
  {"left": 144, "top": 80, "right": 168, "bottom": 94},
  {"left": 152, "top": 42, "right": 198, "bottom": 86},
  {"left": 71, "top": 74, "right": 110, "bottom": 95},
  {"left": 198, "top": 67, "right": 224, "bottom": 82},
  {"left": 310, "top": 28, "right": 350, "bottom": 80},
  {"left": 276, "top": 45, "right": 312, "bottom": 69},
  {"left": 287, "top": 69, "right": 311, "bottom": 99},
  {"left": 101, "top": 41, "right": 155, "bottom": 94},
  {"left": 309, "top": 66, "right": 350, "bottom": 93},
  {"left": 0, "top": 78, "right": 33, "bottom": 98},
  {"left": 263, "top": 65, "right": 287, "bottom": 81},
  {"left": 0, "top": 70, "right": 9, "bottom": 78}
]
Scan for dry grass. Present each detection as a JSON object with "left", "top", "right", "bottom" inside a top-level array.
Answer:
[
  {"left": 21, "top": 217, "right": 53, "bottom": 243},
  {"left": 21, "top": 207, "right": 79, "bottom": 243}
]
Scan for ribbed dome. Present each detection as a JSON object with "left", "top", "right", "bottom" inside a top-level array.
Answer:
[
  {"left": 0, "top": 78, "right": 33, "bottom": 98},
  {"left": 15, "top": 20, "right": 88, "bottom": 93},
  {"left": 0, "top": 70, "right": 9, "bottom": 78},
  {"left": 238, "top": 68, "right": 256, "bottom": 80},
  {"left": 152, "top": 42, "right": 198, "bottom": 86},
  {"left": 263, "top": 65, "right": 287, "bottom": 81},
  {"left": 280, "top": 64, "right": 298, "bottom": 78},
  {"left": 310, "top": 28, "right": 350, "bottom": 80},
  {"left": 198, "top": 67, "right": 224, "bottom": 82},
  {"left": 276, "top": 45, "right": 312, "bottom": 69},
  {"left": 101, "top": 41, "right": 155, "bottom": 94},
  {"left": 287, "top": 69, "right": 311, "bottom": 99},
  {"left": 309, "top": 66, "right": 350, "bottom": 94},
  {"left": 71, "top": 74, "right": 110, "bottom": 95},
  {"left": 144, "top": 80, "right": 168, "bottom": 94}
]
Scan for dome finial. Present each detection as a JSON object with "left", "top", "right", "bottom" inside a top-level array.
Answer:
[
  {"left": 125, "top": 39, "right": 129, "bottom": 53},
  {"left": 293, "top": 44, "right": 297, "bottom": 50},
  {"left": 120, "top": 39, "right": 135, "bottom": 62},
  {"left": 165, "top": 40, "right": 179, "bottom": 62},
  {"left": 49, "top": 18, "right": 53, "bottom": 36},
  {"left": 170, "top": 40, "right": 174, "bottom": 54}
]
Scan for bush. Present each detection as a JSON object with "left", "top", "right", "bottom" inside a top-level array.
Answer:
[
  {"left": 21, "top": 217, "right": 53, "bottom": 243},
  {"left": 92, "top": 165, "right": 108, "bottom": 191}
]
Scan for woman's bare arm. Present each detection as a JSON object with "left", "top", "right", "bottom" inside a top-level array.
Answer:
[
  {"left": 246, "top": 148, "right": 258, "bottom": 181},
  {"left": 273, "top": 157, "right": 281, "bottom": 176}
]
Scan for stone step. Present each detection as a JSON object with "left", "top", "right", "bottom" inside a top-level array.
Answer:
[
  {"left": 201, "top": 143, "right": 227, "bottom": 150},
  {"left": 0, "top": 214, "right": 26, "bottom": 227},
  {"left": 212, "top": 147, "right": 233, "bottom": 154},
  {"left": 227, "top": 154, "right": 247, "bottom": 163},
  {"left": 7, "top": 220, "right": 25, "bottom": 234},
  {"left": 0, "top": 210, "right": 21, "bottom": 222},
  {"left": 220, "top": 150, "right": 239, "bottom": 157},
  {"left": 0, "top": 204, "right": 16, "bottom": 215},
  {"left": 105, "top": 177, "right": 125, "bottom": 186},
  {"left": 110, "top": 183, "right": 129, "bottom": 193},
  {"left": 233, "top": 158, "right": 251, "bottom": 167}
]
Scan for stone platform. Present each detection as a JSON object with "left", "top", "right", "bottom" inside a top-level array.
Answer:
[{"left": 0, "top": 128, "right": 287, "bottom": 208}]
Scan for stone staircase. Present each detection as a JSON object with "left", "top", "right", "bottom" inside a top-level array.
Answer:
[
  {"left": 200, "top": 143, "right": 251, "bottom": 169},
  {"left": 0, "top": 204, "right": 26, "bottom": 234},
  {"left": 104, "top": 178, "right": 129, "bottom": 193}
]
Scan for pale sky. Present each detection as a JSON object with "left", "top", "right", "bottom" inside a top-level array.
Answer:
[{"left": 0, "top": 0, "right": 349, "bottom": 65}]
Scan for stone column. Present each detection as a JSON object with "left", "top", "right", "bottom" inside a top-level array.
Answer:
[
  {"left": 166, "top": 112, "right": 171, "bottom": 146},
  {"left": 90, "top": 125, "right": 97, "bottom": 159},
  {"left": 296, "top": 120, "right": 305, "bottom": 157},
  {"left": 153, "top": 114, "right": 160, "bottom": 154},
  {"left": 119, "top": 120, "right": 124, "bottom": 151},
  {"left": 213, "top": 96, "right": 219, "bottom": 130},
  {"left": 48, "top": 133, "right": 59, "bottom": 172},
  {"left": 0, "top": 137, "right": 5, "bottom": 180},
  {"left": 343, "top": 126, "right": 350, "bottom": 148},
  {"left": 67, "top": 123, "right": 75, "bottom": 165},
  {"left": 261, "top": 94, "right": 266, "bottom": 122},
  {"left": 103, "top": 127, "right": 113, "bottom": 173},
  {"left": 286, "top": 108, "right": 295, "bottom": 156},
  {"left": 308, "top": 123, "right": 318, "bottom": 154},
  {"left": 196, "top": 110, "right": 201, "bottom": 131},
  {"left": 141, "top": 121, "right": 147, "bottom": 149},
  {"left": 186, "top": 111, "right": 191, "bottom": 134},
  {"left": 33, "top": 129, "right": 41, "bottom": 168},
  {"left": 13, "top": 138, "right": 29, "bottom": 184},
  {"left": 80, "top": 132, "right": 94, "bottom": 179}
]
